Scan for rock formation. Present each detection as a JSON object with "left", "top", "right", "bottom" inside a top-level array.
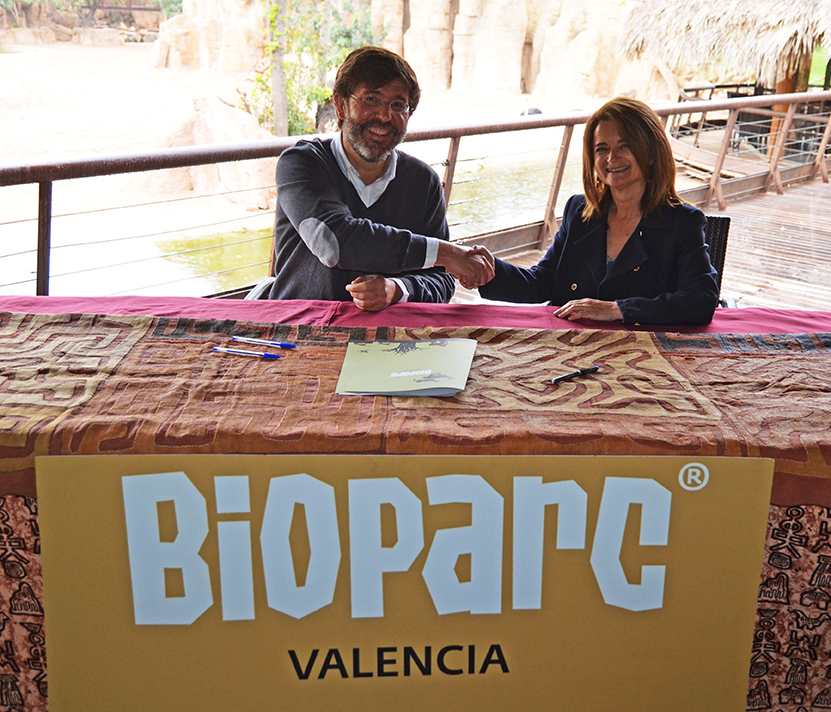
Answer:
[
  {"left": 371, "top": 0, "right": 405, "bottom": 56},
  {"left": 403, "top": 0, "right": 455, "bottom": 90},
  {"left": 154, "top": 0, "right": 265, "bottom": 73},
  {"left": 0, "top": 0, "right": 676, "bottom": 103},
  {"left": 131, "top": 97, "right": 277, "bottom": 211},
  {"left": 397, "top": 0, "right": 631, "bottom": 101},
  {"left": 451, "top": 0, "right": 528, "bottom": 93},
  {"left": 151, "top": 0, "right": 638, "bottom": 100},
  {"left": 0, "top": 2, "right": 161, "bottom": 44}
]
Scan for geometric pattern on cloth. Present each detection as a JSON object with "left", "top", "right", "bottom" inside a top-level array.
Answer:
[
  {"left": 0, "top": 312, "right": 152, "bottom": 482},
  {"left": 0, "top": 314, "right": 828, "bottom": 496},
  {"left": 397, "top": 326, "right": 722, "bottom": 417},
  {"left": 0, "top": 312, "right": 829, "bottom": 711}
]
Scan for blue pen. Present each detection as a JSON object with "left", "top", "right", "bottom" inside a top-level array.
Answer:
[
  {"left": 232, "top": 336, "right": 296, "bottom": 349},
  {"left": 213, "top": 346, "right": 281, "bottom": 359}
]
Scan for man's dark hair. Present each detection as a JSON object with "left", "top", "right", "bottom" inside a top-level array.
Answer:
[{"left": 333, "top": 46, "right": 421, "bottom": 117}]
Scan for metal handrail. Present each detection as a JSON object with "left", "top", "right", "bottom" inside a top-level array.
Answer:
[{"left": 1, "top": 90, "right": 830, "bottom": 296}]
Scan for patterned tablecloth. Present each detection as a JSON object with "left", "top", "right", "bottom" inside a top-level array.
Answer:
[{"left": 0, "top": 310, "right": 830, "bottom": 710}]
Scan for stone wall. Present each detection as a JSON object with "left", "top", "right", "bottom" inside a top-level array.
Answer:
[
  {"left": 154, "top": 0, "right": 265, "bottom": 73},
  {"left": 393, "top": 0, "right": 635, "bottom": 101},
  {"left": 150, "top": 0, "right": 639, "bottom": 100},
  {"left": 0, "top": 0, "right": 676, "bottom": 103},
  {"left": 371, "top": 0, "right": 405, "bottom": 56},
  {"left": 450, "top": 0, "right": 528, "bottom": 94},
  {"left": 402, "top": 0, "right": 454, "bottom": 90},
  {"left": 0, "top": 3, "right": 162, "bottom": 43}
]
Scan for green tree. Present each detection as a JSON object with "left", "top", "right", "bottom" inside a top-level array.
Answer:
[
  {"left": 243, "top": 1, "right": 380, "bottom": 136},
  {"left": 1, "top": 0, "right": 37, "bottom": 28},
  {"left": 157, "top": 0, "right": 182, "bottom": 17}
]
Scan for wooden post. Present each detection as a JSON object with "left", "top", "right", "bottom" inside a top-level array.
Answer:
[
  {"left": 769, "top": 74, "right": 795, "bottom": 158},
  {"left": 706, "top": 109, "right": 738, "bottom": 210},
  {"left": 36, "top": 181, "right": 52, "bottom": 296},
  {"left": 765, "top": 103, "right": 797, "bottom": 195},
  {"left": 442, "top": 136, "right": 461, "bottom": 206},
  {"left": 537, "top": 125, "right": 573, "bottom": 249},
  {"left": 811, "top": 110, "right": 831, "bottom": 183}
]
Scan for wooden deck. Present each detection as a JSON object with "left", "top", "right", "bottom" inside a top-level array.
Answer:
[
  {"left": 452, "top": 178, "right": 831, "bottom": 312},
  {"left": 709, "top": 179, "right": 831, "bottom": 310}
]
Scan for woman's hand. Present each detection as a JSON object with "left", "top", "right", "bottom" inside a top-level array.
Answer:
[
  {"left": 554, "top": 298, "right": 623, "bottom": 322},
  {"left": 346, "top": 275, "right": 401, "bottom": 311}
]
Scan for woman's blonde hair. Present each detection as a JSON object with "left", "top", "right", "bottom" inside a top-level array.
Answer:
[{"left": 581, "top": 96, "right": 681, "bottom": 220}]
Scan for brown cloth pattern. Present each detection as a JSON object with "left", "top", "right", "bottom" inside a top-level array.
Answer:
[
  {"left": 0, "top": 311, "right": 830, "bottom": 710},
  {"left": 751, "top": 503, "right": 831, "bottom": 710},
  {"left": 0, "top": 496, "right": 45, "bottom": 712}
]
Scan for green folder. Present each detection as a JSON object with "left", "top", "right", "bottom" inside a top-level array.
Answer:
[{"left": 336, "top": 338, "right": 477, "bottom": 397}]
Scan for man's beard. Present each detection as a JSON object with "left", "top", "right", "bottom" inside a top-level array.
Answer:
[{"left": 343, "top": 115, "right": 405, "bottom": 163}]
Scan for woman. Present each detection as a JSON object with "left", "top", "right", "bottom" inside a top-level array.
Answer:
[{"left": 475, "top": 97, "right": 719, "bottom": 325}]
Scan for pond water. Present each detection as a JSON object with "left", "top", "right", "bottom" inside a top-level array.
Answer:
[{"left": 152, "top": 136, "right": 585, "bottom": 297}]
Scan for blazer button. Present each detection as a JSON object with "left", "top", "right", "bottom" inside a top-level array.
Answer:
[{"left": 571, "top": 283, "right": 578, "bottom": 291}]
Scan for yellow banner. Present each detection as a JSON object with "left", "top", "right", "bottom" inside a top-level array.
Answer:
[{"left": 37, "top": 454, "right": 773, "bottom": 711}]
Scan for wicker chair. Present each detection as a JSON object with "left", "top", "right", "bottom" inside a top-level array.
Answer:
[
  {"left": 703, "top": 215, "right": 734, "bottom": 308},
  {"left": 245, "top": 276, "right": 276, "bottom": 300}
]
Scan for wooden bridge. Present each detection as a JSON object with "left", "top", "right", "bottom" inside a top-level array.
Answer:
[{"left": 709, "top": 179, "right": 831, "bottom": 310}]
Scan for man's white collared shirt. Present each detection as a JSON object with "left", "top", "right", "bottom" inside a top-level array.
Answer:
[{"left": 331, "top": 134, "right": 440, "bottom": 301}]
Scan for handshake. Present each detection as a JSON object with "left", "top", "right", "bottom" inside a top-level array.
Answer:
[
  {"left": 436, "top": 242, "right": 495, "bottom": 290},
  {"left": 346, "top": 242, "right": 496, "bottom": 313}
]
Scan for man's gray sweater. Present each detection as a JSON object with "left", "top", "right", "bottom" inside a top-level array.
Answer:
[{"left": 268, "top": 137, "right": 454, "bottom": 303}]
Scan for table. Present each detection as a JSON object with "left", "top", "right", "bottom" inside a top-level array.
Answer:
[
  {"left": 1, "top": 296, "right": 830, "bottom": 711},
  {"left": 4, "top": 294, "right": 831, "bottom": 333}
]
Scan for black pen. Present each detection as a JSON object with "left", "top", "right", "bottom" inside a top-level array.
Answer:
[{"left": 551, "top": 365, "right": 599, "bottom": 384}]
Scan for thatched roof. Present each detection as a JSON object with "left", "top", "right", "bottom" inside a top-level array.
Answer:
[{"left": 619, "top": 0, "right": 830, "bottom": 88}]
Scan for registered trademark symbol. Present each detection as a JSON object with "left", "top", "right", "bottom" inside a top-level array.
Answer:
[{"left": 679, "top": 463, "right": 709, "bottom": 491}]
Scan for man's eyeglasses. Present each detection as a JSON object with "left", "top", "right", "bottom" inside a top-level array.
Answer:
[{"left": 350, "top": 94, "right": 410, "bottom": 116}]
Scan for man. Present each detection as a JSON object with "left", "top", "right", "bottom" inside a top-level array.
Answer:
[{"left": 267, "top": 46, "right": 492, "bottom": 310}]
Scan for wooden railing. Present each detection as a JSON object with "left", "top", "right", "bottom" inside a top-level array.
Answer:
[{"left": 1, "top": 91, "right": 830, "bottom": 296}]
